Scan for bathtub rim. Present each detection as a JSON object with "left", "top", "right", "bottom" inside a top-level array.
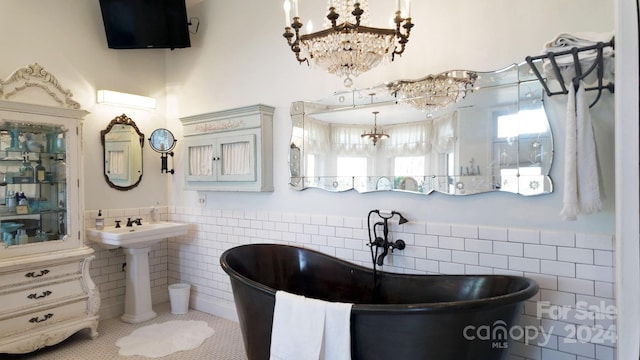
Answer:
[{"left": 220, "top": 243, "right": 539, "bottom": 314}]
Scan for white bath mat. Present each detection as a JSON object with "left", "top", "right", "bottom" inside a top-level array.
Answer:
[{"left": 116, "top": 320, "right": 215, "bottom": 358}]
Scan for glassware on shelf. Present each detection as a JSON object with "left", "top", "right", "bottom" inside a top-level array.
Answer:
[
  {"left": 35, "top": 159, "right": 46, "bottom": 183},
  {"left": 56, "top": 133, "right": 65, "bottom": 152},
  {"left": 20, "top": 156, "right": 34, "bottom": 178},
  {"left": 7, "top": 129, "right": 21, "bottom": 151},
  {"left": 46, "top": 132, "right": 58, "bottom": 153},
  {"left": 52, "top": 156, "right": 66, "bottom": 181},
  {"left": 5, "top": 190, "right": 16, "bottom": 210}
]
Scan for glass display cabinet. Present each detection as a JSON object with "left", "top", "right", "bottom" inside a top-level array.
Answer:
[
  {"left": 0, "top": 122, "right": 68, "bottom": 245},
  {"left": 0, "top": 63, "right": 99, "bottom": 354}
]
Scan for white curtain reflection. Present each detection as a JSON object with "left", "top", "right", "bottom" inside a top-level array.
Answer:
[
  {"left": 382, "top": 121, "right": 433, "bottom": 156},
  {"left": 304, "top": 118, "right": 331, "bottom": 153},
  {"left": 331, "top": 124, "right": 376, "bottom": 156},
  {"left": 432, "top": 111, "right": 458, "bottom": 153},
  {"left": 305, "top": 113, "right": 456, "bottom": 157},
  {"left": 108, "top": 150, "right": 125, "bottom": 175}
]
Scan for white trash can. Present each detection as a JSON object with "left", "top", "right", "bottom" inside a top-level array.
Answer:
[{"left": 168, "top": 283, "right": 191, "bottom": 314}]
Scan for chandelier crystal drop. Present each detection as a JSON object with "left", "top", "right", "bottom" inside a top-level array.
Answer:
[
  {"left": 389, "top": 71, "right": 478, "bottom": 113},
  {"left": 361, "top": 111, "right": 389, "bottom": 146},
  {"left": 283, "top": 0, "right": 414, "bottom": 87}
]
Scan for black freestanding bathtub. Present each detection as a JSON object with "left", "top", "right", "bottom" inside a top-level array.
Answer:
[{"left": 220, "top": 244, "right": 538, "bottom": 360}]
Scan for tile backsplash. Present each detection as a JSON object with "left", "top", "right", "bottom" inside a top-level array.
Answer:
[{"left": 86, "top": 207, "right": 616, "bottom": 360}]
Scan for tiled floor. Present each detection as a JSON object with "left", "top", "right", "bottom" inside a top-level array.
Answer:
[{"left": 4, "top": 303, "right": 248, "bottom": 360}]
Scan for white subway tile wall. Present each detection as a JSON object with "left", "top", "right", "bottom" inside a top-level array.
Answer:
[{"left": 85, "top": 207, "right": 616, "bottom": 360}]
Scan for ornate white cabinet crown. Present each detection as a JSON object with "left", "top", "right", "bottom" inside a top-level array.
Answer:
[{"left": 0, "top": 64, "right": 99, "bottom": 354}]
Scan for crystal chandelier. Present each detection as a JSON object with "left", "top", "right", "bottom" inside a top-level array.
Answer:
[
  {"left": 389, "top": 71, "right": 478, "bottom": 113},
  {"left": 283, "top": 0, "right": 414, "bottom": 87},
  {"left": 361, "top": 111, "right": 389, "bottom": 146}
]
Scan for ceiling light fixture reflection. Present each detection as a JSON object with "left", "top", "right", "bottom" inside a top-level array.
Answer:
[
  {"left": 361, "top": 111, "right": 389, "bottom": 146},
  {"left": 389, "top": 71, "right": 477, "bottom": 113}
]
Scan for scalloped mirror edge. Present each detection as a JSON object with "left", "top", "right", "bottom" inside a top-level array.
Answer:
[{"left": 289, "top": 62, "right": 554, "bottom": 196}]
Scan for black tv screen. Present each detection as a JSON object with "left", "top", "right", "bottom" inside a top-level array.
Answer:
[{"left": 99, "top": 0, "right": 191, "bottom": 49}]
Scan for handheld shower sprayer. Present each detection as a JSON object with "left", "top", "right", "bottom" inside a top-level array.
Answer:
[{"left": 367, "top": 209, "right": 408, "bottom": 268}]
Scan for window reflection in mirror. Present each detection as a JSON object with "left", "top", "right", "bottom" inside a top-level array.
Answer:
[{"left": 289, "top": 62, "right": 554, "bottom": 196}]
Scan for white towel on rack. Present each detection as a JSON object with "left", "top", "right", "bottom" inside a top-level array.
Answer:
[
  {"left": 560, "top": 81, "right": 602, "bottom": 221},
  {"left": 542, "top": 32, "right": 614, "bottom": 84}
]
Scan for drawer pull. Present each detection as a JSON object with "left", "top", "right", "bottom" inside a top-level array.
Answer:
[
  {"left": 27, "top": 291, "right": 53, "bottom": 299},
  {"left": 25, "top": 270, "right": 50, "bottom": 278},
  {"left": 29, "top": 313, "right": 53, "bottom": 323}
]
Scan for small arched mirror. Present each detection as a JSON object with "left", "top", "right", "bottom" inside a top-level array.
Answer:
[
  {"left": 100, "top": 114, "right": 144, "bottom": 190},
  {"left": 149, "top": 128, "right": 176, "bottom": 174}
]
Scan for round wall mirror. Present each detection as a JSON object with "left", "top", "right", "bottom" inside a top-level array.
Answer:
[
  {"left": 149, "top": 128, "right": 176, "bottom": 174},
  {"left": 149, "top": 128, "right": 176, "bottom": 153}
]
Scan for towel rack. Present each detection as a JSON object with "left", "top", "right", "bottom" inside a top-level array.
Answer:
[{"left": 525, "top": 39, "right": 615, "bottom": 108}]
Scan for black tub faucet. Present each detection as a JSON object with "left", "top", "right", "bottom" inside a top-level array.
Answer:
[{"left": 367, "top": 209, "right": 408, "bottom": 267}]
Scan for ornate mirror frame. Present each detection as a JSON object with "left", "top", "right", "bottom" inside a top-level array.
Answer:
[{"left": 100, "top": 113, "right": 144, "bottom": 190}]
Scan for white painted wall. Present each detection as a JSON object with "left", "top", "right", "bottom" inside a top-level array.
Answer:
[
  {"left": 165, "top": 0, "right": 616, "bottom": 234},
  {"left": 1, "top": 0, "right": 171, "bottom": 210}
]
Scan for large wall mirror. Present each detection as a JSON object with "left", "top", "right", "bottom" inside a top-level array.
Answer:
[
  {"left": 100, "top": 113, "right": 144, "bottom": 190},
  {"left": 289, "top": 62, "right": 554, "bottom": 196}
]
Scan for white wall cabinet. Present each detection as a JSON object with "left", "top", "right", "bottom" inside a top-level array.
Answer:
[
  {"left": 0, "top": 63, "right": 99, "bottom": 354},
  {"left": 180, "top": 104, "right": 274, "bottom": 192}
]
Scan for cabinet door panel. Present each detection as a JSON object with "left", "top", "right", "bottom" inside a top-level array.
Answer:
[
  {"left": 218, "top": 134, "right": 256, "bottom": 182},
  {"left": 185, "top": 138, "right": 216, "bottom": 182}
]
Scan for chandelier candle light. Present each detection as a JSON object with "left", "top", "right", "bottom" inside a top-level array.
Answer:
[{"left": 283, "top": 0, "right": 414, "bottom": 87}]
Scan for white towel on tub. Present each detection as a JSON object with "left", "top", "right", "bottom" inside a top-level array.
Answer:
[
  {"left": 321, "top": 300, "right": 353, "bottom": 360},
  {"left": 270, "top": 291, "right": 353, "bottom": 360}
]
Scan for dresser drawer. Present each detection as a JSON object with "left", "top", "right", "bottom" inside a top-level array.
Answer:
[
  {"left": 0, "top": 261, "right": 82, "bottom": 288},
  {"left": 0, "top": 278, "right": 86, "bottom": 314},
  {"left": 0, "top": 300, "right": 88, "bottom": 337}
]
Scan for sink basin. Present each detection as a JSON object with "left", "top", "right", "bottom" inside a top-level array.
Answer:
[
  {"left": 86, "top": 221, "right": 190, "bottom": 323},
  {"left": 87, "top": 221, "right": 189, "bottom": 248}
]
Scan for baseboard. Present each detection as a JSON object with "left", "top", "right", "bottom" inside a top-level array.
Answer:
[
  {"left": 190, "top": 293, "right": 238, "bottom": 322},
  {"left": 98, "top": 298, "right": 124, "bottom": 320},
  {"left": 98, "top": 287, "right": 170, "bottom": 320}
]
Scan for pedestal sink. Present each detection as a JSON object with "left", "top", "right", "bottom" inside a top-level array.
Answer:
[{"left": 86, "top": 221, "right": 189, "bottom": 323}]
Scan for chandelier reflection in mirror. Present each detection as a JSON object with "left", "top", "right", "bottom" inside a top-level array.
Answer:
[
  {"left": 361, "top": 111, "right": 389, "bottom": 146},
  {"left": 389, "top": 71, "right": 478, "bottom": 114},
  {"left": 283, "top": 0, "right": 414, "bottom": 87}
]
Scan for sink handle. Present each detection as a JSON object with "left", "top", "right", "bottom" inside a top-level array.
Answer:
[{"left": 115, "top": 220, "right": 121, "bottom": 228}]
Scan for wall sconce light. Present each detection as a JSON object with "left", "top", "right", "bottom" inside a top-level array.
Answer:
[{"left": 97, "top": 90, "right": 157, "bottom": 109}]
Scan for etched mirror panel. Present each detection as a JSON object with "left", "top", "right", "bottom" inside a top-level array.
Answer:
[{"left": 289, "top": 62, "right": 553, "bottom": 196}]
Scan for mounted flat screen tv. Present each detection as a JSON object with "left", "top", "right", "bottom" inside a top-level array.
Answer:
[{"left": 99, "top": 0, "right": 191, "bottom": 49}]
